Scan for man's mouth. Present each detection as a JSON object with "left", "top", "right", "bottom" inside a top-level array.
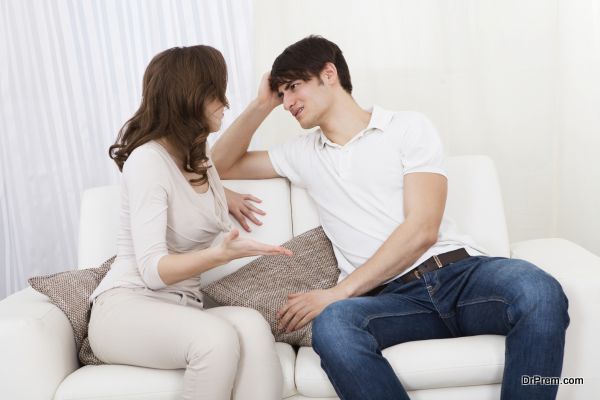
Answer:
[{"left": 293, "top": 107, "right": 304, "bottom": 118}]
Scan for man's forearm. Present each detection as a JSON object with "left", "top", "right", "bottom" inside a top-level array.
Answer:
[
  {"left": 336, "top": 218, "right": 438, "bottom": 298},
  {"left": 212, "top": 100, "right": 274, "bottom": 174}
]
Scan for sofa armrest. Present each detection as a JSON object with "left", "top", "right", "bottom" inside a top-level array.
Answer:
[
  {"left": 510, "top": 238, "right": 600, "bottom": 399},
  {"left": 0, "top": 287, "right": 79, "bottom": 400}
]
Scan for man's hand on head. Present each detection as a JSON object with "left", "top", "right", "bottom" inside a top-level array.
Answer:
[
  {"left": 256, "top": 71, "right": 282, "bottom": 111},
  {"left": 277, "top": 287, "right": 348, "bottom": 333}
]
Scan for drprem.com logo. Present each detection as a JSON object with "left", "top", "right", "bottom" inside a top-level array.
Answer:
[{"left": 521, "top": 375, "right": 584, "bottom": 385}]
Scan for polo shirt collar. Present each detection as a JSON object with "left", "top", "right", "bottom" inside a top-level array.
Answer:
[{"left": 318, "top": 105, "right": 394, "bottom": 148}]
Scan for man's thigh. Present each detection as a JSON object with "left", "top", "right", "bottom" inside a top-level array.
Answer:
[
  {"left": 438, "top": 257, "right": 557, "bottom": 336},
  {"left": 329, "top": 280, "right": 453, "bottom": 349}
]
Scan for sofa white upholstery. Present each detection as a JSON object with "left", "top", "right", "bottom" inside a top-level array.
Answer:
[{"left": 1, "top": 155, "right": 598, "bottom": 400}]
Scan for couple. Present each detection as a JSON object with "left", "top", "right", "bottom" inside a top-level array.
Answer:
[{"left": 88, "top": 36, "right": 569, "bottom": 400}]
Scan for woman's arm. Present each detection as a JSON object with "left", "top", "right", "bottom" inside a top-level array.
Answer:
[{"left": 157, "top": 228, "right": 292, "bottom": 286}]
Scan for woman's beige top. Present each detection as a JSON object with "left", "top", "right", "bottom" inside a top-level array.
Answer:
[{"left": 90, "top": 141, "right": 232, "bottom": 303}]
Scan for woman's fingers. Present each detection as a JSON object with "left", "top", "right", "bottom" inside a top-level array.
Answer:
[
  {"left": 245, "top": 202, "right": 266, "bottom": 216},
  {"left": 233, "top": 211, "right": 251, "bottom": 232},
  {"left": 243, "top": 194, "right": 263, "bottom": 204},
  {"left": 241, "top": 208, "right": 263, "bottom": 225}
]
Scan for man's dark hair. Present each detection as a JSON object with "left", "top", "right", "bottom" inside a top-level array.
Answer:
[{"left": 269, "top": 35, "right": 352, "bottom": 94}]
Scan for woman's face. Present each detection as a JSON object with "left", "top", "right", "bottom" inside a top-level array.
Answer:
[{"left": 204, "top": 98, "right": 226, "bottom": 132}]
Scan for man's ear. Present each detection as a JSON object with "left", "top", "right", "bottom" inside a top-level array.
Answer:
[{"left": 321, "top": 62, "right": 338, "bottom": 85}]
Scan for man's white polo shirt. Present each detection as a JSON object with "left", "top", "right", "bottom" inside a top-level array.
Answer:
[{"left": 268, "top": 106, "right": 486, "bottom": 281}]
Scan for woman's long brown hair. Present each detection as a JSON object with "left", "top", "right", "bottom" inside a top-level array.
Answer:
[{"left": 109, "top": 45, "right": 229, "bottom": 185}]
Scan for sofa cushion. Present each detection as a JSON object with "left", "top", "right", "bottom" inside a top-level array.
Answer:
[
  {"left": 53, "top": 342, "right": 297, "bottom": 400},
  {"left": 28, "top": 256, "right": 115, "bottom": 365},
  {"left": 202, "top": 226, "right": 340, "bottom": 347},
  {"left": 295, "top": 335, "right": 505, "bottom": 397}
]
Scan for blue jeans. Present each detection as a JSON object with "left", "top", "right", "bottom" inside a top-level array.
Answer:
[{"left": 312, "top": 256, "right": 570, "bottom": 400}]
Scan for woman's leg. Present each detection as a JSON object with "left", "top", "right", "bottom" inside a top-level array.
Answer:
[
  {"left": 89, "top": 288, "right": 240, "bottom": 400},
  {"left": 207, "top": 306, "right": 283, "bottom": 400}
]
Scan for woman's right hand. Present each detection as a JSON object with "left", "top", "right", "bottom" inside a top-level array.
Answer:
[{"left": 219, "top": 228, "right": 293, "bottom": 262}]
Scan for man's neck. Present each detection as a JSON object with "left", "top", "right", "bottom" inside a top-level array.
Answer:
[{"left": 319, "top": 94, "right": 372, "bottom": 146}]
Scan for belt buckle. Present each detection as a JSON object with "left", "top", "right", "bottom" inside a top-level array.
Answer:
[
  {"left": 433, "top": 254, "right": 443, "bottom": 268},
  {"left": 413, "top": 269, "right": 421, "bottom": 279}
]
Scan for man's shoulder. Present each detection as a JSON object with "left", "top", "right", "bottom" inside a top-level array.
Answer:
[{"left": 380, "top": 107, "right": 430, "bottom": 127}]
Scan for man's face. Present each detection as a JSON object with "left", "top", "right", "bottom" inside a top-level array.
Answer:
[{"left": 277, "top": 76, "right": 330, "bottom": 129}]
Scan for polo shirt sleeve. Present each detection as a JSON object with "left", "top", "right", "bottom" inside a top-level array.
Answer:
[
  {"left": 122, "top": 148, "right": 169, "bottom": 290},
  {"left": 399, "top": 112, "right": 447, "bottom": 177},
  {"left": 268, "top": 135, "right": 308, "bottom": 188}
]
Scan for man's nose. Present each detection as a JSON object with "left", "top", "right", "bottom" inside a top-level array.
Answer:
[{"left": 283, "top": 94, "right": 294, "bottom": 111}]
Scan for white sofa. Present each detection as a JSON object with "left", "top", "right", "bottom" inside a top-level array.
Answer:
[{"left": 1, "top": 155, "right": 599, "bottom": 400}]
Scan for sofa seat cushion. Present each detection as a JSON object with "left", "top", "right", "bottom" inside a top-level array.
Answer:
[
  {"left": 54, "top": 343, "right": 297, "bottom": 400},
  {"left": 295, "top": 335, "right": 505, "bottom": 398}
]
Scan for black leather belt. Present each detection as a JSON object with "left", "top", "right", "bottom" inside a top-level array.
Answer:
[{"left": 400, "top": 248, "right": 470, "bottom": 284}]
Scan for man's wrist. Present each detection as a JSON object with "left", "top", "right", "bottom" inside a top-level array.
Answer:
[
  {"left": 250, "top": 97, "right": 278, "bottom": 114},
  {"left": 333, "top": 283, "right": 354, "bottom": 299}
]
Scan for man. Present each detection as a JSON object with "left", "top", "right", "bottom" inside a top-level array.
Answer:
[{"left": 212, "top": 35, "right": 569, "bottom": 400}]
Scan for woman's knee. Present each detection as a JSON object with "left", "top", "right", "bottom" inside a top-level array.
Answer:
[
  {"left": 187, "top": 317, "right": 240, "bottom": 368},
  {"left": 216, "top": 307, "right": 273, "bottom": 338}
]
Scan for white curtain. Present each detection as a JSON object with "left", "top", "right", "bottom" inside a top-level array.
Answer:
[{"left": 0, "top": 0, "right": 255, "bottom": 299}]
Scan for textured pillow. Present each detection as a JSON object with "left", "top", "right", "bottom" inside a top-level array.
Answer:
[
  {"left": 28, "top": 256, "right": 115, "bottom": 366},
  {"left": 202, "top": 226, "right": 340, "bottom": 347}
]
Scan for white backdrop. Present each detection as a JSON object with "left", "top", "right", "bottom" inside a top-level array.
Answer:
[
  {"left": 0, "top": 0, "right": 255, "bottom": 300},
  {"left": 254, "top": 0, "right": 600, "bottom": 257},
  {"left": 2, "top": 0, "right": 599, "bottom": 300}
]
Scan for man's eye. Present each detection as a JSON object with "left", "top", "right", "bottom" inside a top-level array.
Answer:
[{"left": 290, "top": 83, "right": 298, "bottom": 90}]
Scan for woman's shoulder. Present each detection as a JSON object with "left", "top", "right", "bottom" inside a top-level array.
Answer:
[{"left": 122, "top": 141, "right": 171, "bottom": 180}]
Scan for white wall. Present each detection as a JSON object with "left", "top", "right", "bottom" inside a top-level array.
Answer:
[
  {"left": 556, "top": 1, "right": 600, "bottom": 256},
  {"left": 254, "top": 0, "right": 600, "bottom": 255}
]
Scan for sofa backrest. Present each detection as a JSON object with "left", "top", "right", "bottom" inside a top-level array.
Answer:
[
  {"left": 78, "top": 155, "right": 509, "bottom": 282},
  {"left": 290, "top": 155, "right": 510, "bottom": 257}
]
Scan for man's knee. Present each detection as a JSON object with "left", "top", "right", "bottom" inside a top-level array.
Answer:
[
  {"left": 313, "top": 299, "right": 362, "bottom": 352},
  {"left": 509, "top": 263, "right": 569, "bottom": 330}
]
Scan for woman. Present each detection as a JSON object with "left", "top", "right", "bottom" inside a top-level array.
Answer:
[{"left": 88, "top": 45, "right": 291, "bottom": 400}]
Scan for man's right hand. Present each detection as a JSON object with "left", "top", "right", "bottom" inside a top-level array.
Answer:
[
  {"left": 218, "top": 228, "right": 293, "bottom": 262},
  {"left": 256, "top": 71, "right": 282, "bottom": 111}
]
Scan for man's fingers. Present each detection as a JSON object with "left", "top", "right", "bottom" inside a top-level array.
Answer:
[
  {"left": 278, "top": 300, "right": 304, "bottom": 329},
  {"left": 286, "top": 306, "right": 311, "bottom": 332},
  {"left": 290, "top": 311, "right": 315, "bottom": 332},
  {"left": 279, "top": 309, "right": 298, "bottom": 331}
]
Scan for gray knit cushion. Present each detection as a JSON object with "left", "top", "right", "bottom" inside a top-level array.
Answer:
[
  {"left": 28, "top": 256, "right": 115, "bottom": 365},
  {"left": 202, "top": 226, "right": 339, "bottom": 347}
]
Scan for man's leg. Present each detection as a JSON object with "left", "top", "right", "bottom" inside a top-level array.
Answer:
[
  {"left": 429, "top": 256, "right": 570, "bottom": 400},
  {"left": 312, "top": 279, "right": 453, "bottom": 400}
]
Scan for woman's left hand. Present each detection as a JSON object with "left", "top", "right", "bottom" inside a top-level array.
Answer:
[{"left": 224, "top": 188, "right": 266, "bottom": 232}]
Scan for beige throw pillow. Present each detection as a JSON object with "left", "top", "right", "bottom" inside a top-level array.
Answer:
[
  {"left": 28, "top": 256, "right": 115, "bottom": 365},
  {"left": 202, "top": 226, "right": 340, "bottom": 347}
]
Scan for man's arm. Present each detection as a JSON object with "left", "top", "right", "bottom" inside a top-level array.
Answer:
[
  {"left": 336, "top": 172, "right": 447, "bottom": 296},
  {"left": 277, "top": 172, "right": 447, "bottom": 332},
  {"left": 212, "top": 74, "right": 281, "bottom": 180}
]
